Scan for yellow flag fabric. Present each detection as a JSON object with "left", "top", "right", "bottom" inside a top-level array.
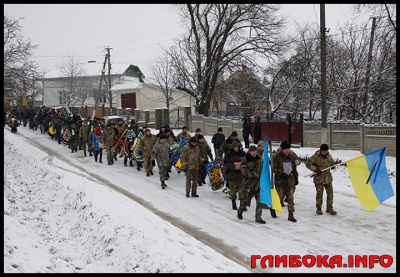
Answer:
[
  {"left": 346, "top": 148, "right": 394, "bottom": 212},
  {"left": 271, "top": 187, "right": 282, "bottom": 213}
]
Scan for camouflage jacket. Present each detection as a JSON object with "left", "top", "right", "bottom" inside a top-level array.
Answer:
[
  {"left": 197, "top": 140, "right": 213, "bottom": 163},
  {"left": 79, "top": 125, "right": 90, "bottom": 142},
  {"left": 273, "top": 151, "right": 297, "bottom": 186},
  {"left": 153, "top": 140, "right": 171, "bottom": 167},
  {"left": 306, "top": 150, "right": 336, "bottom": 184},
  {"left": 176, "top": 131, "right": 191, "bottom": 141},
  {"left": 216, "top": 136, "right": 242, "bottom": 161},
  {"left": 102, "top": 127, "right": 116, "bottom": 147},
  {"left": 139, "top": 133, "right": 157, "bottom": 157},
  {"left": 241, "top": 152, "right": 262, "bottom": 191},
  {"left": 180, "top": 143, "right": 202, "bottom": 171}
]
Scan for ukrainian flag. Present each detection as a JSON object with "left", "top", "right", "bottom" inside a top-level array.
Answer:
[
  {"left": 260, "top": 139, "right": 282, "bottom": 212},
  {"left": 346, "top": 148, "right": 394, "bottom": 212}
]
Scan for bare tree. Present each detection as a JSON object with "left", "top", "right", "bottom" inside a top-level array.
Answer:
[
  {"left": 57, "top": 56, "right": 92, "bottom": 107},
  {"left": 4, "top": 13, "right": 39, "bottom": 107},
  {"left": 169, "top": 4, "right": 288, "bottom": 116},
  {"left": 146, "top": 51, "right": 188, "bottom": 108},
  {"left": 222, "top": 65, "right": 269, "bottom": 118}
]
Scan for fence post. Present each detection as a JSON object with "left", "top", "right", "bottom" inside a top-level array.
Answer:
[
  {"left": 125, "top": 108, "right": 131, "bottom": 123},
  {"left": 360, "top": 124, "right": 365, "bottom": 154}
]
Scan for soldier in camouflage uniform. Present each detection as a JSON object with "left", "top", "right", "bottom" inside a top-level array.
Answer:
[
  {"left": 196, "top": 134, "right": 213, "bottom": 186},
  {"left": 139, "top": 128, "right": 157, "bottom": 176},
  {"left": 153, "top": 134, "right": 170, "bottom": 189},
  {"left": 68, "top": 122, "right": 79, "bottom": 153},
  {"left": 176, "top": 126, "right": 191, "bottom": 141},
  {"left": 272, "top": 141, "right": 298, "bottom": 222},
  {"left": 223, "top": 141, "right": 246, "bottom": 210},
  {"left": 306, "top": 144, "right": 337, "bottom": 215},
  {"left": 102, "top": 123, "right": 116, "bottom": 165},
  {"left": 79, "top": 120, "right": 91, "bottom": 156},
  {"left": 215, "top": 131, "right": 242, "bottom": 194},
  {"left": 238, "top": 145, "right": 266, "bottom": 224},
  {"left": 180, "top": 136, "right": 203, "bottom": 197}
]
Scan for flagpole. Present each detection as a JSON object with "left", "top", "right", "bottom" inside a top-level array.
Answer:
[{"left": 304, "top": 162, "right": 346, "bottom": 177}]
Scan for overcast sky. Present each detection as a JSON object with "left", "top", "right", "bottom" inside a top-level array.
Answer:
[{"left": 5, "top": 4, "right": 361, "bottom": 76}]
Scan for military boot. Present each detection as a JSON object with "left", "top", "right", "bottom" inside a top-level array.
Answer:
[
  {"left": 237, "top": 210, "right": 243, "bottom": 220},
  {"left": 326, "top": 207, "right": 337, "bottom": 215},
  {"left": 270, "top": 209, "right": 277, "bottom": 218},
  {"left": 316, "top": 207, "right": 323, "bottom": 215},
  {"left": 255, "top": 218, "right": 266, "bottom": 224},
  {"left": 232, "top": 200, "right": 237, "bottom": 210},
  {"left": 84, "top": 150, "right": 87, "bottom": 157},
  {"left": 288, "top": 212, "right": 297, "bottom": 222}
]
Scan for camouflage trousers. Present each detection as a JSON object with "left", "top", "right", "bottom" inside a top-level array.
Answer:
[
  {"left": 229, "top": 180, "right": 245, "bottom": 201},
  {"left": 158, "top": 165, "right": 168, "bottom": 183},
  {"left": 315, "top": 182, "right": 334, "bottom": 209},
  {"left": 105, "top": 145, "right": 114, "bottom": 163},
  {"left": 276, "top": 182, "right": 295, "bottom": 213},
  {"left": 238, "top": 183, "right": 262, "bottom": 220},
  {"left": 185, "top": 169, "right": 199, "bottom": 195}
]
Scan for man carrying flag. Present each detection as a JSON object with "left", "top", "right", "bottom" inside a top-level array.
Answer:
[
  {"left": 237, "top": 145, "right": 265, "bottom": 224},
  {"left": 273, "top": 141, "right": 298, "bottom": 222},
  {"left": 306, "top": 144, "right": 337, "bottom": 215}
]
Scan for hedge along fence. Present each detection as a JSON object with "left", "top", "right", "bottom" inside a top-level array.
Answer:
[{"left": 303, "top": 120, "right": 396, "bottom": 157}]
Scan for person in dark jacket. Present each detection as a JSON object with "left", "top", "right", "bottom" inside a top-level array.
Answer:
[
  {"left": 223, "top": 141, "right": 246, "bottom": 210},
  {"left": 241, "top": 117, "right": 251, "bottom": 148},
  {"left": 54, "top": 117, "right": 64, "bottom": 144},
  {"left": 211, "top": 127, "right": 225, "bottom": 158},
  {"left": 253, "top": 115, "right": 262, "bottom": 144}
]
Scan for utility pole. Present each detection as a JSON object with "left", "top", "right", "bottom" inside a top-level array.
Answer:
[
  {"left": 320, "top": 4, "right": 328, "bottom": 144},
  {"left": 364, "top": 17, "right": 377, "bottom": 119},
  {"left": 92, "top": 54, "right": 107, "bottom": 120},
  {"left": 106, "top": 47, "right": 113, "bottom": 113}
]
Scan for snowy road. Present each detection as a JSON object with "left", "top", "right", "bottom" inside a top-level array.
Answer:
[{"left": 10, "top": 127, "right": 396, "bottom": 273}]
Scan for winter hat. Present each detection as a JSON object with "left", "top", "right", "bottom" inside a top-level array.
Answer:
[
  {"left": 248, "top": 145, "right": 257, "bottom": 152},
  {"left": 280, "top": 141, "right": 290, "bottom": 150},
  {"left": 257, "top": 141, "right": 264, "bottom": 147},
  {"left": 231, "top": 141, "right": 241, "bottom": 149},
  {"left": 231, "top": 131, "right": 238, "bottom": 137},
  {"left": 159, "top": 134, "right": 166, "bottom": 139},
  {"left": 320, "top": 144, "right": 329, "bottom": 151},
  {"left": 195, "top": 128, "right": 201, "bottom": 132},
  {"left": 94, "top": 127, "right": 102, "bottom": 136},
  {"left": 189, "top": 136, "right": 198, "bottom": 143},
  {"left": 218, "top": 127, "right": 223, "bottom": 132},
  {"left": 197, "top": 134, "right": 204, "bottom": 140},
  {"left": 182, "top": 126, "right": 187, "bottom": 130}
]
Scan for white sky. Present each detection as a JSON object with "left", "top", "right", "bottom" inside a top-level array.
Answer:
[
  {"left": 4, "top": 124, "right": 396, "bottom": 273},
  {"left": 4, "top": 4, "right": 361, "bottom": 77}
]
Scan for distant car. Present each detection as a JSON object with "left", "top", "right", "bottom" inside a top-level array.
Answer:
[{"left": 101, "top": 116, "right": 126, "bottom": 126}]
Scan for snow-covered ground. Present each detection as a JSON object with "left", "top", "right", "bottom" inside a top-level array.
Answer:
[{"left": 4, "top": 125, "right": 396, "bottom": 273}]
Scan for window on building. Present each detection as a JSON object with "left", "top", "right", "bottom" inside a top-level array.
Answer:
[{"left": 59, "top": 91, "right": 67, "bottom": 105}]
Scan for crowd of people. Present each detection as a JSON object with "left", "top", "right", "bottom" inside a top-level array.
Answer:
[{"left": 5, "top": 106, "right": 338, "bottom": 225}]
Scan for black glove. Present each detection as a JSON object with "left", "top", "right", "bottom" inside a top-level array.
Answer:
[
  {"left": 315, "top": 168, "right": 321, "bottom": 175},
  {"left": 295, "top": 178, "right": 299, "bottom": 186},
  {"left": 281, "top": 173, "right": 289, "bottom": 179}
]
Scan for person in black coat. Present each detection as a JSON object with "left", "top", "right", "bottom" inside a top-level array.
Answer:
[
  {"left": 253, "top": 115, "right": 262, "bottom": 144},
  {"left": 211, "top": 127, "right": 225, "bottom": 158},
  {"left": 241, "top": 117, "right": 251, "bottom": 148}
]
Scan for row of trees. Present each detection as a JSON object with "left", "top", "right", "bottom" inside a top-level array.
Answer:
[{"left": 4, "top": 4, "right": 396, "bottom": 123}]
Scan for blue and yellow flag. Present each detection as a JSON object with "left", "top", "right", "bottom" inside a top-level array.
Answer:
[
  {"left": 260, "top": 139, "right": 282, "bottom": 212},
  {"left": 346, "top": 148, "right": 394, "bottom": 212}
]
